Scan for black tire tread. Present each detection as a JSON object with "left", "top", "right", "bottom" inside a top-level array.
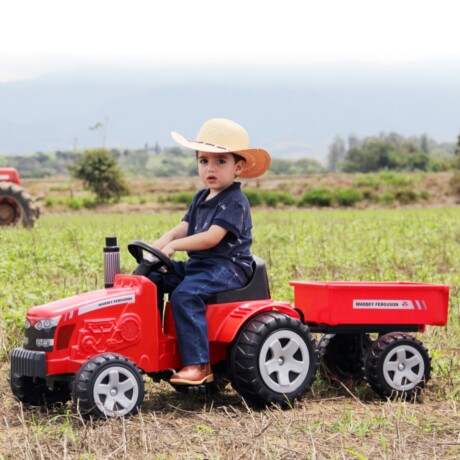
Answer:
[
  {"left": 319, "top": 333, "right": 373, "bottom": 383},
  {"left": 0, "top": 182, "right": 38, "bottom": 227},
  {"left": 72, "top": 353, "right": 144, "bottom": 418},
  {"left": 365, "top": 332, "right": 431, "bottom": 400},
  {"left": 10, "top": 374, "right": 71, "bottom": 407},
  {"left": 230, "top": 312, "right": 319, "bottom": 406}
]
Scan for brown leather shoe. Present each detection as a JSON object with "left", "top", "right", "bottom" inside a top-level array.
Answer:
[{"left": 170, "top": 363, "right": 214, "bottom": 385}]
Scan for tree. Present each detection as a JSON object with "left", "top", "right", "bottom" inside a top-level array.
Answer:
[
  {"left": 327, "top": 135, "right": 346, "bottom": 172},
  {"left": 69, "top": 149, "right": 129, "bottom": 202}
]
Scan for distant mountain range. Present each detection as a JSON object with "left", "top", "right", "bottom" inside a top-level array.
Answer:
[{"left": 1, "top": 63, "right": 459, "bottom": 163}]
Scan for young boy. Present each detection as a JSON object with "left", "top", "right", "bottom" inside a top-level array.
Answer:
[{"left": 149, "top": 118, "right": 271, "bottom": 385}]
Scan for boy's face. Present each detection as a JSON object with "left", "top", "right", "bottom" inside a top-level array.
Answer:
[{"left": 197, "top": 151, "right": 244, "bottom": 195}]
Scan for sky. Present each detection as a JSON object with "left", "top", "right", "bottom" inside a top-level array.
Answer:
[{"left": 1, "top": 0, "right": 460, "bottom": 83}]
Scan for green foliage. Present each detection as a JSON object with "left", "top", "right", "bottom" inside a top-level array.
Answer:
[
  {"left": 298, "top": 188, "right": 333, "bottom": 207},
  {"left": 334, "top": 188, "right": 362, "bottom": 207},
  {"left": 158, "top": 192, "right": 194, "bottom": 206},
  {"left": 69, "top": 149, "right": 130, "bottom": 202},
  {"left": 379, "top": 172, "right": 414, "bottom": 186},
  {"left": 244, "top": 190, "right": 263, "bottom": 206},
  {"left": 353, "top": 175, "right": 381, "bottom": 189},
  {"left": 379, "top": 191, "right": 395, "bottom": 205},
  {"left": 394, "top": 189, "right": 418, "bottom": 205},
  {"left": 341, "top": 135, "right": 452, "bottom": 173}
]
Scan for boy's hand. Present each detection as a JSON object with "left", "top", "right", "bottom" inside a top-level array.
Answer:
[{"left": 162, "top": 244, "right": 176, "bottom": 258}]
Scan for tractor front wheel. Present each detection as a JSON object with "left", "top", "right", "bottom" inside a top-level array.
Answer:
[
  {"left": 10, "top": 374, "right": 71, "bottom": 407},
  {"left": 73, "top": 353, "right": 144, "bottom": 418},
  {"left": 230, "top": 312, "right": 318, "bottom": 406}
]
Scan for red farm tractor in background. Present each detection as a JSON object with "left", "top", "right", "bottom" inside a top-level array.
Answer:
[
  {"left": 9, "top": 237, "right": 450, "bottom": 418},
  {"left": 0, "top": 167, "right": 40, "bottom": 227}
]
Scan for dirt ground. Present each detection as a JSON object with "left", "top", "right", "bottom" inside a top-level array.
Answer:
[{"left": 1, "top": 361, "right": 459, "bottom": 459}]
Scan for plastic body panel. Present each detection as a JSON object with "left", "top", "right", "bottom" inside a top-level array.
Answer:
[
  {"left": 291, "top": 281, "right": 449, "bottom": 327},
  {"left": 20, "top": 274, "right": 298, "bottom": 378},
  {"left": 0, "top": 167, "right": 20, "bottom": 184}
]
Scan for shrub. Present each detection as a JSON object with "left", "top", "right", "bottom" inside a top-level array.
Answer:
[
  {"left": 82, "top": 197, "right": 97, "bottom": 209},
  {"left": 69, "top": 148, "right": 130, "bottom": 202},
  {"left": 67, "top": 198, "right": 83, "bottom": 210},
  {"left": 244, "top": 190, "right": 263, "bottom": 206},
  {"left": 394, "top": 189, "right": 418, "bottom": 204},
  {"left": 361, "top": 189, "right": 379, "bottom": 202},
  {"left": 298, "top": 188, "right": 333, "bottom": 207},
  {"left": 260, "top": 192, "right": 280, "bottom": 207},
  {"left": 161, "top": 192, "right": 194, "bottom": 206},
  {"left": 379, "top": 191, "right": 395, "bottom": 205},
  {"left": 353, "top": 175, "right": 380, "bottom": 189},
  {"left": 278, "top": 192, "right": 296, "bottom": 206},
  {"left": 379, "top": 172, "right": 414, "bottom": 187},
  {"left": 334, "top": 188, "right": 362, "bottom": 207},
  {"left": 419, "top": 190, "right": 430, "bottom": 201}
]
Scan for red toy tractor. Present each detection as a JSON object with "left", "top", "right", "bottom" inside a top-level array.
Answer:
[
  {"left": 0, "top": 167, "right": 39, "bottom": 227},
  {"left": 10, "top": 238, "right": 449, "bottom": 417}
]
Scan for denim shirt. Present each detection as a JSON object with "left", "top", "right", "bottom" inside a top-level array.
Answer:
[{"left": 182, "top": 182, "right": 254, "bottom": 280}]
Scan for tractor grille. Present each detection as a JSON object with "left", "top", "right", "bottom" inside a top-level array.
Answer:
[{"left": 24, "top": 324, "right": 56, "bottom": 352}]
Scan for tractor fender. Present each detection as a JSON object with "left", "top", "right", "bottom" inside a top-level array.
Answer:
[{"left": 207, "top": 300, "right": 300, "bottom": 344}]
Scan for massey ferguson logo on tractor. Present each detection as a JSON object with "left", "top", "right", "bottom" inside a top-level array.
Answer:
[
  {"left": 353, "top": 299, "right": 428, "bottom": 310},
  {"left": 78, "top": 294, "right": 136, "bottom": 316}
]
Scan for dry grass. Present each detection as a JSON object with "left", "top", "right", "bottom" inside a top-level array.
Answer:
[
  {"left": 2, "top": 175, "right": 459, "bottom": 458},
  {"left": 1, "top": 361, "right": 459, "bottom": 459}
]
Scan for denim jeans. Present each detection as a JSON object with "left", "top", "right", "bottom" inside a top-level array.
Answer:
[{"left": 148, "top": 258, "right": 246, "bottom": 365}]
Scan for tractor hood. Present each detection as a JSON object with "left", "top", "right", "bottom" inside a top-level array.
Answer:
[{"left": 26, "top": 284, "right": 137, "bottom": 325}]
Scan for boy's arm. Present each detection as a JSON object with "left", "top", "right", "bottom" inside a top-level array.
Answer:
[
  {"left": 152, "top": 221, "right": 189, "bottom": 250},
  {"left": 162, "top": 225, "right": 228, "bottom": 257}
]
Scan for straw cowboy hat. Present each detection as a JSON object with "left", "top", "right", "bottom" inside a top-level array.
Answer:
[{"left": 171, "top": 118, "right": 271, "bottom": 178}]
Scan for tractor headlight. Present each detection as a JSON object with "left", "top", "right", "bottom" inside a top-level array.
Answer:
[
  {"left": 34, "top": 315, "right": 61, "bottom": 331},
  {"left": 25, "top": 318, "right": 31, "bottom": 329}
]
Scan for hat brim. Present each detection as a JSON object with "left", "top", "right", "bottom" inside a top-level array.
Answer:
[{"left": 171, "top": 131, "right": 271, "bottom": 178}]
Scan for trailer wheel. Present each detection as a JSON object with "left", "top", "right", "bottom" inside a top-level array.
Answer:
[
  {"left": 364, "top": 332, "right": 431, "bottom": 399},
  {"left": 73, "top": 353, "right": 144, "bottom": 418},
  {"left": 230, "top": 312, "right": 318, "bottom": 406},
  {"left": 319, "top": 333, "right": 372, "bottom": 382},
  {"left": 10, "top": 374, "right": 71, "bottom": 407}
]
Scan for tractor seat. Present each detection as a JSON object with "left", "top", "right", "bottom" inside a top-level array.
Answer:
[{"left": 206, "top": 256, "right": 271, "bottom": 305}]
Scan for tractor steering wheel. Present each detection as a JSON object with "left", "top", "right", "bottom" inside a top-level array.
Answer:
[{"left": 128, "top": 240, "right": 174, "bottom": 276}]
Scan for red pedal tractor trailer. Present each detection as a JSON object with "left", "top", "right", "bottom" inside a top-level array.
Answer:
[{"left": 10, "top": 238, "right": 449, "bottom": 417}]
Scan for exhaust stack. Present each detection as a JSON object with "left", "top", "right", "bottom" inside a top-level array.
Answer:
[{"left": 104, "top": 236, "right": 120, "bottom": 288}]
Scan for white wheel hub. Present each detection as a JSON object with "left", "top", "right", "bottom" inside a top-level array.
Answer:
[
  {"left": 259, "top": 329, "right": 310, "bottom": 393},
  {"left": 93, "top": 365, "right": 139, "bottom": 416},
  {"left": 383, "top": 345, "right": 425, "bottom": 391}
]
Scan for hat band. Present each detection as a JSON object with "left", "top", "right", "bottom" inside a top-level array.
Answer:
[{"left": 194, "top": 141, "right": 232, "bottom": 151}]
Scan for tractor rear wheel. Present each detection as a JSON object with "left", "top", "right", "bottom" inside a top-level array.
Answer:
[
  {"left": 230, "top": 312, "right": 318, "bottom": 406},
  {"left": 0, "top": 182, "right": 38, "bottom": 228}
]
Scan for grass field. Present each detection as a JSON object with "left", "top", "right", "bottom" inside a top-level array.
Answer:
[{"left": 0, "top": 208, "right": 459, "bottom": 459}]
